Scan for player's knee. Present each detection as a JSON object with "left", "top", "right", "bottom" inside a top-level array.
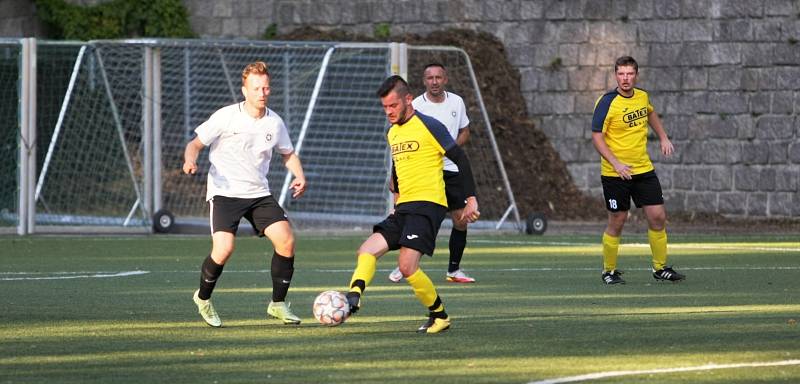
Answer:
[
  {"left": 648, "top": 214, "right": 666, "bottom": 230},
  {"left": 606, "top": 213, "right": 627, "bottom": 235},
  {"left": 211, "top": 244, "right": 235, "bottom": 260},
  {"left": 356, "top": 244, "right": 375, "bottom": 256},
  {"left": 264, "top": 222, "right": 295, "bottom": 255},
  {"left": 608, "top": 213, "right": 626, "bottom": 225},
  {"left": 274, "top": 234, "right": 295, "bottom": 256},
  {"left": 399, "top": 264, "right": 417, "bottom": 278}
]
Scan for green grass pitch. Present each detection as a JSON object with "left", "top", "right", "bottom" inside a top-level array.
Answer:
[{"left": 2, "top": 233, "right": 799, "bottom": 383}]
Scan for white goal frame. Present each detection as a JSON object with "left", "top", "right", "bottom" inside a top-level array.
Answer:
[{"left": 7, "top": 38, "right": 521, "bottom": 234}]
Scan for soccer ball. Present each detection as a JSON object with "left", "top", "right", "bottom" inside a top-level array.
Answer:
[{"left": 312, "top": 290, "right": 350, "bottom": 326}]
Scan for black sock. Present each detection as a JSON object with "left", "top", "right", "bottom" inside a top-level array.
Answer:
[
  {"left": 448, "top": 228, "right": 467, "bottom": 273},
  {"left": 428, "top": 296, "right": 447, "bottom": 318},
  {"left": 271, "top": 252, "right": 294, "bottom": 302},
  {"left": 198, "top": 255, "right": 224, "bottom": 300}
]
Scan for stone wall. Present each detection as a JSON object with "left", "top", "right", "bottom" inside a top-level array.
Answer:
[
  {"left": 0, "top": 0, "right": 39, "bottom": 36},
  {"left": 4, "top": 0, "right": 799, "bottom": 217}
]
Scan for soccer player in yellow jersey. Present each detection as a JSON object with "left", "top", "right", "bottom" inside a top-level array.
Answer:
[
  {"left": 591, "top": 56, "right": 685, "bottom": 285},
  {"left": 345, "top": 75, "right": 480, "bottom": 333}
]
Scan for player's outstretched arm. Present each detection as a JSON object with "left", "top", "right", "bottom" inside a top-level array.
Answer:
[
  {"left": 282, "top": 152, "right": 307, "bottom": 198},
  {"left": 182, "top": 137, "right": 205, "bottom": 175}
]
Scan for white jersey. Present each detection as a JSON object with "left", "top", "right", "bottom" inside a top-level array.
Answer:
[
  {"left": 412, "top": 91, "right": 469, "bottom": 172},
  {"left": 194, "top": 103, "right": 294, "bottom": 201}
]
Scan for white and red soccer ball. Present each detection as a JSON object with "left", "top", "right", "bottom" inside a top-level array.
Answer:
[{"left": 312, "top": 290, "right": 350, "bottom": 326}]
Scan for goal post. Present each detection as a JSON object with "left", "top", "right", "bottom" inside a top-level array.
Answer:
[
  {"left": 406, "top": 45, "right": 522, "bottom": 230},
  {"left": 4, "top": 39, "right": 522, "bottom": 234}
]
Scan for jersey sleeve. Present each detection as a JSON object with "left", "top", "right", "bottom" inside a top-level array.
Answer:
[
  {"left": 457, "top": 97, "right": 470, "bottom": 129},
  {"left": 273, "top": 113, "right": 295, "bottom": 155},
  {"left": 411, "top": 95, "right": 423, "bottom": 110},
  {"left": 416, "top": 112, "right": 456, "bottom": 153},
  {"left": 194, "top": 108, "right": 228, "bottom": 145},
  {"left": 591, "top": 92, "right": 616, "bottom": 133}
]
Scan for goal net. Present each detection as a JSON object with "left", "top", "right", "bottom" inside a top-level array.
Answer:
[
  {"left": 10, "top": 39, "right": 520, "bottom": 233},
  {"left": 0, "top": 40, "right": 20, "bottom": 230}
]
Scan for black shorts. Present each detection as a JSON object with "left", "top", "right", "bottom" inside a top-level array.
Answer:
[
  {"left": 373, "top": 201, "right": 447, "bottom": 256},
  {"left": 209, "top": 195, "right": 288, "bottom": 236},
  {"left": 601, "top": 170, "right": 664, "bottom": 212},
  {"left": 444, "top": 170, "right": 467, "bottom": 211}
]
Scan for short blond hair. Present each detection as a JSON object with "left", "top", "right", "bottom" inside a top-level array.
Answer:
[{"left": 242, "top": 61, "right": 269, "bottom": 85}]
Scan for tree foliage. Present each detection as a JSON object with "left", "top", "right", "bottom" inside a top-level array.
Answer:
[{"left": 36, "top": 0, "right": 195, "bottom": 40}]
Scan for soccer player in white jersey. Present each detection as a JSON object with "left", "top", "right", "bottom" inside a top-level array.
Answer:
[
  {"left": 388, "top": 63, "right": 476, "bottom": 284},
  {"left": 183, "top": 61, "right": 307, "bottom": 327}
]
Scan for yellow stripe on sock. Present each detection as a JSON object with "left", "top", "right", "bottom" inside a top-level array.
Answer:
[
  {"left": 649, "top": 228, "right": 668, "bottom": 270},
  {"left": 348, "top": 253, "right": 377, "bottom": 294},
  {"left": 602, "top": 232, "right": 620, "bottom": 272},
  {"left": 406, "top": 268, "right": 444, "bottom": 312}
]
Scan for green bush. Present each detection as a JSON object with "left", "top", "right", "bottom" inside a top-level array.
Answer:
[{"left": 36, "top": 0, "right": 195, "bottom": 40}]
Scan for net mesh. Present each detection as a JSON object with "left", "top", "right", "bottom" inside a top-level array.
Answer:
[
  {"left": 0, "top": 41, "right": 20, "bottom": 228},
  {"left": 35, "top": 43, "right": 145, "bottom": 226},
  {"left": 10, "top": 39, "right": 518, "bottom": 231},
  {"left": 408, "top": 47, "right": 516, "bottom": 223}
]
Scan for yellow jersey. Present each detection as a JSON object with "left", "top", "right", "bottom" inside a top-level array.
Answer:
[
  {"left": 591, "top": 88, "right": 655, "bottom": 177},
  {"left": 388, "top": 112, "right": 456, "bottom": 207}
]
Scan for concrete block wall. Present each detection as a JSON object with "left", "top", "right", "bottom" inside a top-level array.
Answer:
[
  {"left": 185, "top": 0, "right": 800, "bottom": 218},
  {"left": 0, "top": 0, "right": 38, "bottom": 37},
  {"left": 4, "top": 0, "right": 799, "bottom": 217}
]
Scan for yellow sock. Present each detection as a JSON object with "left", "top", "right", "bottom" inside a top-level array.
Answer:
[
  {"left": 406, "top": 268, "right": 445, "bottom": 313},
  {"left": 649, "top": 228, "right": 668, "bottom": 270},
  {"left": 348, "top": 253, "right": 377, "bottom": 294},
  {"left": 602, "top": 232, "right": 620, "bottom": 272}
]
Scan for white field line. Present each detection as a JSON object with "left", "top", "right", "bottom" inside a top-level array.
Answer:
[
  {"left": 3, "top": 264, "right": 800, "bottom": 281},
  {"left": 4, "top": 265, "right": 800, "bottom": 280},
  {"left": 470, "top": 239, "right": 800, "bottom": 252},
  {"left": 0, "top": 270, "right": 149, "bottom": 281},
  {"left": 310, "top": 266, "right": 800, "bottom": 273},
  {"left": 528, "top": 359, "right": 800, "bottom": 384}
]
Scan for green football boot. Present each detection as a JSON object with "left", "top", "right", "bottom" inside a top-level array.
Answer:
[{"left": 267, "top": 301, "right": 302, "bottom": 325}]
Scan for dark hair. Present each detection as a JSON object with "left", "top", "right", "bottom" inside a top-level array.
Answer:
[
  {"left": 614, "top": 56, "right": 638, "bottom": 73},
  {"left": 422, "top": 62, "right": 446, "bottom": 73},
  {"left": 242, "top": 61, "right": 270, "bottom": 85},
  {"left": 376, "top": 75, "right": 410, "bottom": 98}
]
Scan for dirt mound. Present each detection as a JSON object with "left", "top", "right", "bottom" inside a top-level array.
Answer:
[
  {"left": 280, "top": 27, "right": 605, "bottom": 221},
  {"left": 279, "top": 27, "right": 800, "bottom": 233}
]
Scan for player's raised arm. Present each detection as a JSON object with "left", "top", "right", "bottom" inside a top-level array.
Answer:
[{"left": 182, "top": 136, "right": 205, "bottom": 175}]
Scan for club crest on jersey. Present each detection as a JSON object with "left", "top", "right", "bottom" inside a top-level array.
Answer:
[
  {"left": 451, "top": 111, "right": 457, "bottom": 117},
  {"left": 391, "top": 141, "right": 419, "bottom": 154},
  {"left": 265, "top": 133, "right": 273, "bottom": 141}
]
